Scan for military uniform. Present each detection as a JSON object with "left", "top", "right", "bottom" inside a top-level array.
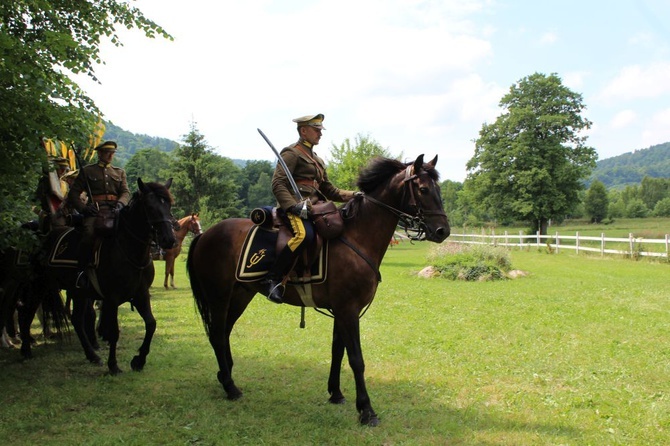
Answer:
[
  {"left": 266, "top": 114, "right": 356, "bottom": 303},
  {"left": 66, "top": 141, "right": 130, "bottom": 288}
]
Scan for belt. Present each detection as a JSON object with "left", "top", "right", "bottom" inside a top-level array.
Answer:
[
  {"left": 296, "top": 178, "right": 319, "bottom": 188},
  {"left": 92, "top": 194, "right": 118, "bottom": 202}
]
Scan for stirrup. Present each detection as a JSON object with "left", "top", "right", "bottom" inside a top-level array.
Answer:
[
  {"left": 75, "top": 271, "right": 89, "bottom": 289},
  {"left": 266, "top": 281, "right": 285, "bottom": 304}
]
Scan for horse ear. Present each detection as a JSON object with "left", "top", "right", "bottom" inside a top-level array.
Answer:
[
  {"left": 165, "top": 177, "right": 173, "bottom": 189},
  {"left": 413, "top": 154, "right": 425, "bottom": 173},
  {"left": 427, "top": 155, "right": 438, "bottom": 168},
  {"left": 137, "top": 177, "right": 148, "bottom": 193}
]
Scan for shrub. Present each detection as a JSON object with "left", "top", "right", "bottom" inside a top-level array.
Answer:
[{"left": 427, "top": 243, "right": 512, "bottom": 281}]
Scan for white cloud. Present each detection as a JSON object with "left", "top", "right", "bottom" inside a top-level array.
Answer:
[
  {"left": 598, "top": 62, "right": 670, "bottom": 101},
  {"left": 641, "top": 108, "right": 670, "bottom": 148},
  {"left": 539, "top": 32, "right": 557, "bottom": 45},
  {"left": 610, "top": 110, "right": 637, "bottom": 129}
]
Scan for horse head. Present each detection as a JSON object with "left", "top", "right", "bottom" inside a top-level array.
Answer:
[
  {"left": 400, "top": 154, "right": 450, "bottom": 242},
  {"left": 137, "top": 177, "right": 177, "bottom": 250},
  {"left": 189, "top": 213, "right": 202, "bottom": 236}
]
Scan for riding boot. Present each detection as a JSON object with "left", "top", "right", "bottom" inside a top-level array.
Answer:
[
  {"left": 264, "top": 246, "right": 297, "bottom": 304},
  {"left": 75, "top": 238, "right": 93, "bottom": 289}
]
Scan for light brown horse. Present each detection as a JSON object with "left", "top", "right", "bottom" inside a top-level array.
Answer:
[
  {"left": 161, "top": 213, "right": 201, "bottom": 289},
  {"left": 186, "top": 155, "right": 449, "bottom": 426}
]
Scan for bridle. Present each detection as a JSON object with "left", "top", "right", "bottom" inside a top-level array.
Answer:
[
  {"left": 361, "top": 165, "right": 446, "bottom": 241},
  {"left": 118, "top": 191, "right": 174, "bottom": 259}
]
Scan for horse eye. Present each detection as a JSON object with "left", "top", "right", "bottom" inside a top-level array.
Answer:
[{"left": 419, "top": 186, "right": 429, "bottom": 194}]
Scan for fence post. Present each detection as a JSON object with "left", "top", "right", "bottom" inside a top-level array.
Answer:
[
  {"left": 519, "top": 231, "right": 523, "bottom": 250},
  {"left": 576, "top": 231, "right": 580, "bottom": 254},
  {"left": 555, "top": 231, "right": 560, "bottom": 254},
  {"left": 666, "top": 234, "right": 669, "bottom": 259},
  {"left": 629, "top": 233, "right": 634, "bottom": 256},
  {"left": 536, "top": 231, "right": 541, "bottom": 248},
  {"left": 601, "top": 233, "right": 605, "bottom": 256},
  {"left": 504, "top": 230, "right": 508, "bottom": 247}
]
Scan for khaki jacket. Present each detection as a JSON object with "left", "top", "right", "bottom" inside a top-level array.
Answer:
[
  {"left": 271, "top": 142, "right": 354, "bottom": 210},
  {"left": 67, "top": 162, "right": 130, "bottom": 212}
]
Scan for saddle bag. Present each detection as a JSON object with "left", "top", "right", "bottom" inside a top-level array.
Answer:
[
  {"left": 93, "top": 207, "right": 116, "bottom": 237},
  {"left": 311, "top": 201, "right": 344, "bottom": 239}
]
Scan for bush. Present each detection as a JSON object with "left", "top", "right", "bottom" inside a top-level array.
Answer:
[
  {"left": 653, "top": 198, "right": 670, "bottom": 217},
  {"left": 427, "top": 243, "right": 512, "bottom": 281}
]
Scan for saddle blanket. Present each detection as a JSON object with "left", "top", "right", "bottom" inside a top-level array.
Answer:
[
  {"left": 48, "top": 227, "right": 100, "bottom": 268},
  {"left": 236, "top": 225, "right": 327, "bottom": 285}
]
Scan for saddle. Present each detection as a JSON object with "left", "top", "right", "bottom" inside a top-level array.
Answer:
[
  {"left": 45, "top": 227, "right": 102, "bottom": 269},
  {"left": 237, "top": 207, "right": 327, "bottom": 284}
]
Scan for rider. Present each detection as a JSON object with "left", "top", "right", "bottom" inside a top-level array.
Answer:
[
  {"left": 34, "top": 156, "right": 71, "bottom": 232},
  {"left": 66, "top": 141, "right": 130, "bottom": 289},
  {"left": 264, "top": 113, "right": 356, "bottom": 304}
]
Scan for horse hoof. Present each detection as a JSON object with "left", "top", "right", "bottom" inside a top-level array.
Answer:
[
  {"left": 88, "top": 356, "right": 104, "bottom": 366},
  {"left": 109, "top": 366, "right": 123, "bottom": 376},
  {"left": 130, "top": 356, "right": 146, "bottom": 371},
  {"left": 359, "top": 410, "right": 380, "bottom": 427},
  {"left": 328, "top": 395, "right": 346, "bottom": 405}
]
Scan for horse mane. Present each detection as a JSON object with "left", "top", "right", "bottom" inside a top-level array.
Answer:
[
  {"left": 356, "top": 156, "right": 440, "bottom": 194},
  {"left": 129, "top": 181, "right": 175, "bottom": 206}
]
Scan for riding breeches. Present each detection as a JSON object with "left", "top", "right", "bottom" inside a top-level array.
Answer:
[{"left": 286, "top": 213, "right": 315, "bottom": 253}]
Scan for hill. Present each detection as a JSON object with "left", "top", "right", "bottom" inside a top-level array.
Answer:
[
  {"left": 589, "top": 142, "right": 670, "bottom": 188},
  {"left": 102, "top": 121, "right": 180, "bottom": 167}
]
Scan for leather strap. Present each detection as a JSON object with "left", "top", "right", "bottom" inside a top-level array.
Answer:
[{"left": 92, "top": 194, "right": 118, "bottom": 202}]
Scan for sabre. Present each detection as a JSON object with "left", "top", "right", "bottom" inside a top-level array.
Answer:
[
  {"left": 257, "top": 128, "right": 303, "bottom": 202},
  {"left": 72, "top": 144, "right": 97, "bottom": 211}
]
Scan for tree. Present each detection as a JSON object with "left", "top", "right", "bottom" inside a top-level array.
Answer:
[
  {"left": 0, "top": 1, "right": 171, "bottom": 250},
  {"left": 327, "top": 134, "right": 398, "bottom": 190},
  {"left": 464, "top": 73, "right": 597, "bottom": 235},
  {"left": 238, "top": 160, "right": 274, "bottom": 211},
  {"left": 125, "top": 148, "right": 173, "bottom": 188},
  {"left": 653, "top": 197, "right": 670, "bottom": 217},
  {"left": 169, "top": 123, "right": 243, "bottom": 227},
  {"left": 584, "top": 180, "right": 609, "bottom": 223}
]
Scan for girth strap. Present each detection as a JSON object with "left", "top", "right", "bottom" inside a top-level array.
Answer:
[{"left": 338, "top": 236, "right": 382, "bottom": 283}]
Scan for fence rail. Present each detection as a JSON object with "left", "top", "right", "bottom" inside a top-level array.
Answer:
[{"left": 449, "top": 231, "right": 670, "bottom": 259}]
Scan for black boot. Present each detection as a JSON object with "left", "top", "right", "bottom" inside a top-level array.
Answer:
[
  {"left": 75, "top": 270, "right": 89, "bottom": 289},
  {"left": 266, "top": 277, "right": 285, "bottom": 304},
  {"left": 263, "top": 246, "right": 297, "bottom": 304},
  {"left": 75, "top": 237, "right": 93, "bottom": 290}
]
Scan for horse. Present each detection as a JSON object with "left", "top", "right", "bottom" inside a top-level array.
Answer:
[
  {"left": 186, "top": 155, "right": 450, "bottom": 426},
  {"left": 160, "top": 213, "right": 201, "bottom": 289},
  {"left": 38, "top": 178, "right": 176, "bottom": 375}
]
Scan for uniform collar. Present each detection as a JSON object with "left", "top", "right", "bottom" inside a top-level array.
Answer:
[
  {"left": 97, "top": 161, "right": 111, "bottom": 168},
  {"left": 298, "top": 138, "right": 313, "bottom": 149}
]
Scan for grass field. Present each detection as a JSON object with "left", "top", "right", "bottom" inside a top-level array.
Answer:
[{"left": 1, "top": 240, "right": 669, "bottom": 445}]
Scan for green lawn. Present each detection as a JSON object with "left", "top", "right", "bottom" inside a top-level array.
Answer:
[{"left": 1, "top": 241, "right": 669, "bottom": 445}]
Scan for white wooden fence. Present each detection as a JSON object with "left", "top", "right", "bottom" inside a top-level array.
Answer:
[{"left": 449, "top": 230, "right": 670, "bottom": 259}]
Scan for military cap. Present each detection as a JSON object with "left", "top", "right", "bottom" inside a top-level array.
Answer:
[
  {"left": 292, "top": 113, "right": 325, "bottom": 130},
  {"left": 95, "top": 141, "right": 117, "bottom": 152}
]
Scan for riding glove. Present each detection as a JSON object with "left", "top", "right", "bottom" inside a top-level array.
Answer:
[{"left": 83, "top": 204, "right": 99, "bottom": 216}]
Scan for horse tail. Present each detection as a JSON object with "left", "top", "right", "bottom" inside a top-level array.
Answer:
[
  {"left": 38, "top": 287, "right": 71, "bottom": 338},
  {"left": 186, "top": 233, "right": 211, "bottom": 335}
]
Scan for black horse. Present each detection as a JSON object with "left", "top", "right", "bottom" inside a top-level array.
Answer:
[{"left": 38, "top": 178, "right": 176, "bottom": 374}]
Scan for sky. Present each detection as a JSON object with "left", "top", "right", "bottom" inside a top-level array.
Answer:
[{"left": 77, "top": 0, "right": 670, "bottom": 181}]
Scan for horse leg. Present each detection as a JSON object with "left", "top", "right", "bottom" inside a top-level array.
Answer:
[
  {"left": 130, "top": 290, "right": 156, "bottom": 371},
  {"left": 327, "top": 321, "right": 347, "bottom": 404},
  {"left": 169, "top": 259, "right": 175, "bottom": 289},
  {"left": 17, "top": 287, "right": 41, "bottom": 359},
  {"left": 100, "top": 302, "right": 122, "bottom": 375},
  {"left": 163, "top": 259, "right": 169, "bottom": 289},
  {"left": 71, "top": 297, "right": 103, "bottom": 365},
  {"left": 334, "top": 314, "right": 380, "bottom": 426}
]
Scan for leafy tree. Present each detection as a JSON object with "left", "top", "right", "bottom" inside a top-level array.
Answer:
[
  {"left": 327, "top": 134, "right": 399, "bottom": 190},
  {"left": 239, "top": 160, "right": 274, "bottom": 211},
  {"left": 125, "top": 148, "right": 173, "bottom": 188},
  {"left": 653, "top": 197, "right": 670, "bottom": 217},
  {"left": 0, "top": 0, "right": 170, "bottom": 250},
  {"left": 625, "top": 199, "right": 649, "bottom": 218},
  {"left": 640, "top": 176, "right": 670, "bottom": 210},
  {"left": 584, "top": 180, "right": 609, "bottom": 223},
  {"left": 169, "top": 123, "right": 243, "bottom": 227},
  {"left": 247, "top": 172, "right": 273, "bottom": 209},
  {"left": 464, "top": 73, "right": 597, "bottom": 235}
]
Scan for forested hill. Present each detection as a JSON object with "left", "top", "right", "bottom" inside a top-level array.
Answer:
[
  {"left": 102, "top": 121, "right": 179, "bottom": 166},
  {"left": 589, "top": 142, "right": 670, "bottom": 188}
]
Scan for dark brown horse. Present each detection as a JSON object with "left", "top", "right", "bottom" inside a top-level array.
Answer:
[
  {"left": 160, "top": 213, "right": 201, "bottom": 289},
  {"left": 39, "top": 179, "right": 176, "bottom": 375},
  {"left": 186, "top": 155, "right": 449, "bottom": 426}
]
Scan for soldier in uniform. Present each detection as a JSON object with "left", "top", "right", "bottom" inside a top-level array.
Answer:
[
  {"left": 66, "top": 141, "right": 130, "bottom": 288},
  {"left": 265, "top": 113, "right": 357, "bottom": 304}
]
